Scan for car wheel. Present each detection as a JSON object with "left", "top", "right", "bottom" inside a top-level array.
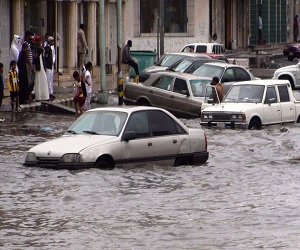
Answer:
[
  {"left": 287, "top": 56, "right": 295, "bottom": 61},
  {"left": 174, "top": 157, "right": 190, "bottom": 167},
  {"left": 137, "top": 98, "right": 150, "bottom": 106},
  {"left": 95, "top": 160, "right": 114, "bottom": 170},
  {"left": 248, "top": 118, "right": 262, "bottom": 130}
]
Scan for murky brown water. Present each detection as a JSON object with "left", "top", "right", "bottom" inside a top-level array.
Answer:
[{"left": 1, "top": 111, "right": 300, "bottom": 249}]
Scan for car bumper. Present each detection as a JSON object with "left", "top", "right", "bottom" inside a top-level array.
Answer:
[
  {"left": 283, "top": 50, "right": 300, "bottom": 58},
  {"left": 201, "top": 120, "right": 247, "bottom": 129},
  {"left": 24, "top": 162, "right": 94, "bottom": 170},
  {"left": 193, "top": 151, "right": 209, "bottom": 165}
]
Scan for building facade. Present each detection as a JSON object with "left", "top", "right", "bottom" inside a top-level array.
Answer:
[{"left": 0, "top": 0, "right": 298, "bottom": 78}]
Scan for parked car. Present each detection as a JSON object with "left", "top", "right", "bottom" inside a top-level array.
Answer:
[
  {"left": 166, "top": 57, "right": 224, "bottom": 74},
  {"left": 283, "top": 43, "right": 300, "bottom": 61},
  {"left": 180, "top": 43, "right": 225, "bottom": 54},
  {"left": 272, "top": 61, "right": 300, "bottom": 89},
  {"left": 139, "top": 52, "right": 211, "bottom": 82},
  {"left": 24, "top": 106, "right": 209, "bottom": 169},
  {"left": 201, "top": 79, "right": 300, "bottom": 129},
  {"left": 192, "top": 62, "right": 259, "bottom": 93},
  {"left": 124, "top": 71, "right": 212, "bottom": 118}
]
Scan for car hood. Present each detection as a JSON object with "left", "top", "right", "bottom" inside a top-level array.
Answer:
[
  {"left": 202, "top": 102, "right": 260, "bottom": 113},
  {"left": 28, "top": 134, "right": 117, "bottom": 157},
  {"left": 143, "top": 65, "right": 168, "bottom": 73},
  {"left": 275, "top": 64, "right": 298, "bottom": 74}
]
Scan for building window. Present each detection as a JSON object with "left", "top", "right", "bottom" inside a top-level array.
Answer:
[{"left": 140, "top": 0, "right": 187, "bottom": 33}]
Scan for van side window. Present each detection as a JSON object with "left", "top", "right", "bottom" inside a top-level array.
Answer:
[{"left": 277, "top": 85, "right": 290, "bottom": 102}]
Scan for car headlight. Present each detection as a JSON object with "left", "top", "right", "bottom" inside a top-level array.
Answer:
[
  {"left": 208, "top": 114, "right": 213, "bottom": 119},
  {"left": 203, "top": 114, "right": 208, "bottom": 119},
  {"left": 60, "top": 153, "right": 81, "bottom": 163},
  {"left": 231, "top": 114, "right": 244, "bottom": 120},
  {"left": 25, "top": 152, "right": 36, "bottom": 163}
]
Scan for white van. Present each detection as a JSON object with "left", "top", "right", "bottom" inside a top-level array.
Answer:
[{"left": 181, "top": 43, "right": 225, "bottom": 54}]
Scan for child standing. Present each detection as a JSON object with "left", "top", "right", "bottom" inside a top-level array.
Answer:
[
  {"left": 72, "top": 71, "right": 86, "bottom": 119},
  {"left": 84, "top": 61, "right": 93, "bottom": 110},
  {"left": 0, "top": 63, "right": 4, "bottom": 108},
  {"left": 7, "top": 60, "right": 20, "bottom": 112}
]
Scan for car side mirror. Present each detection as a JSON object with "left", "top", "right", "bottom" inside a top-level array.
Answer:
[{"left": 122, "top": 131, "right": 136, "bottom": 142}]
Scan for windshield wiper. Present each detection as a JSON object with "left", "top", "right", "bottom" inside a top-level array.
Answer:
[
  {"left": 66, "top": 130, "right": 77, "bottom": 134},
  {"left": 83, "top": 130, "right": 99, "bottom": 135}
]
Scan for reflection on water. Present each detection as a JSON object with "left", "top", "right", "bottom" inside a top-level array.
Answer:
[{"left": 1, "top": 112, "right": 300, "bottom": 249}]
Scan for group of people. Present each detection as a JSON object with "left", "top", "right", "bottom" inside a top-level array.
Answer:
[{"left": 0, "top": 31, "right": 58, "bottom": 111}]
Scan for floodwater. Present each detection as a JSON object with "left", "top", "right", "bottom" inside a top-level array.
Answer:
[{"left": 1, "top": 111, "right": 300, "bottom": 249}]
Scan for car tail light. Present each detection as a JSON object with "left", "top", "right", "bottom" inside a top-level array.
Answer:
[{"left": 204, "top": 133, "right": 208, "bottom": 150}]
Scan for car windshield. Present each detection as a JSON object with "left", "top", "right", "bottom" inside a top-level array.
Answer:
[
  {"left": 169, "top": 59, "right": 193, "bottom": 72},
  {"left": 156, "top": 54, "right": 185, "bottom": 67},
  {"left": 190, "top": 79, "right": 212, "bottom": 97},
  {"left": 224, "top": 84, "right": 265, "bottom": 103},
  {"left": 66, "top": 111, "right": 128, "bottom": 136},
  {"left": 193, "top": 64, "right": 224, "bottom": 78}
]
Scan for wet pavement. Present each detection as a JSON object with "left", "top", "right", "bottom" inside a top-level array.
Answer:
[{"left": 1, "top": 111, "right": 300, "bottom": 249}]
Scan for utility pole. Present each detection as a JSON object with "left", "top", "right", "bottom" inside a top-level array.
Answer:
[
  {"left": 98, "top": 0, "right": 108, "bottom": 104},
  {"left": 159, "top": 0, "right": 164, "bottom": 56}
]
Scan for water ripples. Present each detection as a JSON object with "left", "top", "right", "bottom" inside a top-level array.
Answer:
[{"left": 1, "top": 112, "right": 300, "bottom": 249}]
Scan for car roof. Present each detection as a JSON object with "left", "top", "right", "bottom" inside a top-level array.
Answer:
[
  {"left": 150, "top": 71, "right": 212, "bottom": 80},
  {"left": 89, "top": 106, "right": 170, "bottom": 114},
  {"left": 200, "top": 62, "right": 245, "bottom": 68},
  {"left": 183, "top": 43, "right": 224, "bottom": 46},
  {"left": 162, "top": 52, "right": 211, "bottom": 58},
  {"left": 232, "top": 79, "right": 290, "bottom": 86}
]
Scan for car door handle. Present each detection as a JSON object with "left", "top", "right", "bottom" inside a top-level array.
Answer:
[
  {"left": 173, "top": 140, "right": 177, "bottom": 144},
  {"left": 277, "top": 109, "right": 281, "bottom": 112},
  {"left": 149, "top": 90, "right": 153, "bottom": 94},
  {"left": 170, "top": 95, "right": 174, "bottom": 99},
  {"left": 148, "top": 142, "right": 152, "bottom": 146}
]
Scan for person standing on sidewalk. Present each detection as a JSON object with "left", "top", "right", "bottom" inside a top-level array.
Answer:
[
  {"left": 72, "top": 71, "right": 87, "bottom": 119},
  {"left": 44, "top": 36, "right": 55, "bottom": 100},
  {"left": 84, "top": 62, "right": 93, "bottom": 111},
  {"left": 294, "top": 15, "right": 299, "bottom": 42},
  {"left": 7, "top": 60, "right": 20, "bottom": 112},
  {"left": 77, "top": 24, "right": 88, "bottom": 70}
]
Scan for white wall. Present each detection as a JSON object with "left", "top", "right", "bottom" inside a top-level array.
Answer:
[{"left": 123, "top": 0, "right": 210, "bottom": 53}]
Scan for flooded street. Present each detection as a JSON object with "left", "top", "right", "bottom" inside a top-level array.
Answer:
[{"left": 1, "top": 112, "right": 300, "bottom": 249}]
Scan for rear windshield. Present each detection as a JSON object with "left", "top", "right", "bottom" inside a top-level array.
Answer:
[
  {"left": 156, "top": 54, "right": 186, "bottom": 67},
  {"left": 193, "top": 64, "right": 224, "bottom": 79}
]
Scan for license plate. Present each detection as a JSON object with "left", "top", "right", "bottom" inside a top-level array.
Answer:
[{"left": 289, "top": 52, "right": 293, "bottom": 56}]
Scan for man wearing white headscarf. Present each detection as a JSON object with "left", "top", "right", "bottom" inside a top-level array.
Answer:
[{"left": 10, "top": 35, "right": 21, "bottom": 62}]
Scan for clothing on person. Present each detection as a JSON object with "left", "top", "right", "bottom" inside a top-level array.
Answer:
[
  {"left": 73, "top": 71, "right": 86, "bottom": 119},
  {"left": 10, "top": 35, "right": 21, "bottom": 62},
  {"left": 17, "top": 44, "right": 29, "bottom": 104},
  {"left": 44, "top": 37, "right": 55, "bottom": 99},
  {"left": 7, "top": 64, "right": 20, "bottom": 111},
  {"left": 77, "top": 24, "right": 88, "bottom": 69},
  {"left": 33, "top": 42, "right": 49, "bottom": 101},
  {"left": 210, "top": 76, "right": 224, "bottom": 103},
  {"left": 122, "top": 40, "right": 139, "bottom": 75},
  {"left": 294, "top": 15, "right": 299, "bottom": 42},
  {"left": 0, "top": 64, "right": 4, "bottom": 108},
  {"left": 83, "top": 63, "right": 93, "bottom": 110},
  {"left": 257, "top": 14, "right": 263, "bottom": 44}
]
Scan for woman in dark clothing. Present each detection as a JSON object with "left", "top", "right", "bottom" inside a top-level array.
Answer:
[{"left": 17, "top": 43, "right": 29, "bottom": 104}]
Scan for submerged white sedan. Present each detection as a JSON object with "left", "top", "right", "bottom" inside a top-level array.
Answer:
[{"left": 24, "top": 106, "right": 209, "bottom": 169}]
